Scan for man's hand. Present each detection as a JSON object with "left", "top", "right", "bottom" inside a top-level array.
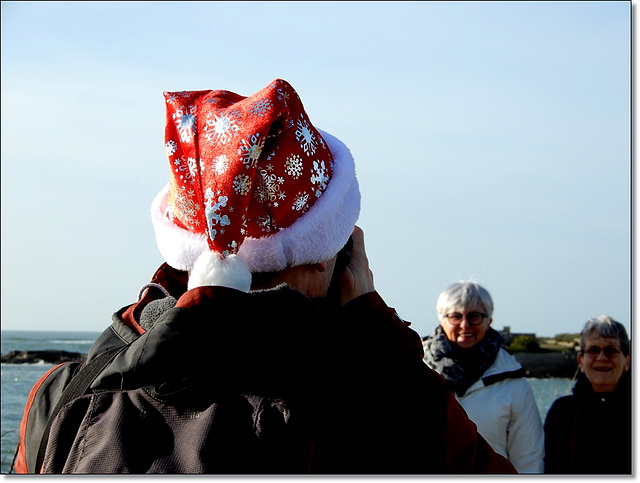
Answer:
[{"left": 339, "top": 226, "right": 375, "bottom": 306}]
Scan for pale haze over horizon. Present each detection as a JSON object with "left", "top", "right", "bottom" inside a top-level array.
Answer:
[{"left": 1, "top": 1, "right": 631, "bottom": 338}]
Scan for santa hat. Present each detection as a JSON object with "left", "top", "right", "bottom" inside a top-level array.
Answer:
[{"left": 151, "top": 79, "right": 360, "bottom": 292}]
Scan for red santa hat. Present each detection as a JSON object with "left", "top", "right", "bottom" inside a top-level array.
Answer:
[{"left": 151, "top": 79, "right": 361, "bottom": 292}]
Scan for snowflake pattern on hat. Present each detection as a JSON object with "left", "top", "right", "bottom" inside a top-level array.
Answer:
[{"left": 163, "top": 79, "right": 334, "bottom": 260}]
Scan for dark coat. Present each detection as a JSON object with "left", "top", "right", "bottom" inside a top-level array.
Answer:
[
  {"left": 544, "top": 371, "right": 632, "bottom": 474},
  {"left": 17, "top": 264, "right": 516, "bottom": 474}
]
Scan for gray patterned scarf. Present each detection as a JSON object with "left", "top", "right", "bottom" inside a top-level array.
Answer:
[{"left": 423, "top": 326, "right": 504, "bottom": 397}]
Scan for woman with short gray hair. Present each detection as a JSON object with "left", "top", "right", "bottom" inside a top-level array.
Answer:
[
  {"left": 544, "top": 316, "right": 631, "bottom": 473},
  {"left": 423, "top": 281, "right": 545, "bottom": 473}
]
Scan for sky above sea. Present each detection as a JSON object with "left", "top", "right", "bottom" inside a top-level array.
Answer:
[{"left": 0, "top": 1, "right": 631, "bottom": 339}]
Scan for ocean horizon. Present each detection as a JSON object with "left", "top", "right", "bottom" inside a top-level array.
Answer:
[{"left": 1, "top": 329, "right": 103, "bottom": 354}]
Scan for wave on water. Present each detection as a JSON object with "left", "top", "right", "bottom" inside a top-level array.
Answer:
[
  {"left": 50, "top": 339, "right": 96, "bottom": 345},
  {"left": 1, "top": 360, "right": 49, "bottom": 367},
  {"left": 2, "top": 330, "right": 102, "bottom": 355}
]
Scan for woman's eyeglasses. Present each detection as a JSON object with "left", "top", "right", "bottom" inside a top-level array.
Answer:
[
  {"left": 582, "top": 345, "right": 623, "bottom": 358},
  {"left": 443, "top": 312, "right": 487, "bottom": 326}
]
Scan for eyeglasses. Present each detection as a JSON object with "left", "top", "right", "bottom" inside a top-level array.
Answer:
[
  {"left": 582, "top": 345, "right": 623, "bottom": 358},
  {"left": 443, "top": 312, "right": 487, "bottom": 326}
]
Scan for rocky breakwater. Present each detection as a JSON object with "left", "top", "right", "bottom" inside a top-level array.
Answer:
[
  {"left": 1, "top": 350, "right": 87, "bottom": 365},
  {"left": 514, "top": 351, "right": 578, "bottom": 378}
]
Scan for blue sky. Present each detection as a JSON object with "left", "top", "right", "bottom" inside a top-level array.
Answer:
[{"left": 1, "top": 1, "right": 631, "bottom": 338}]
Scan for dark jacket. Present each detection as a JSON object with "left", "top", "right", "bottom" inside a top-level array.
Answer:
[
  {"left": 544, "top": 371, "right": 631, "bottom": 474},
  {"left": 16, "top": 264, "right": 516, "bottom": 474}
]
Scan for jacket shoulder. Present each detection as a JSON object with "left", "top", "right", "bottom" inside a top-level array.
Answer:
[
  {"left": 19, "top": 321, "right": 137, "bottom": 473},
  {"left": 487, "top": 348, "right": 523, "bottom": 375},
  {"left": 463, "top": 348, "right": 524, "bottom": 395},
  {"left": 19, "top": 362, "right": 82, "bottom": 473},
  {"left": 546, "top": 394, "right": 576, "bottom": 418}
]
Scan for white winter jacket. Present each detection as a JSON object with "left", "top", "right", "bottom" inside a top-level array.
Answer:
[{"left": 454, "top": 348, "right": 545, "bottom": 474}]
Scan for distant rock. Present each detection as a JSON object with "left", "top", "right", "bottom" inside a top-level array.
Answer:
[
  {"left": 514, "top": 351, "right": 578, "bottom": 378},
  {"left": 1, "top": 350, "right": 87, "bottom": 365}
]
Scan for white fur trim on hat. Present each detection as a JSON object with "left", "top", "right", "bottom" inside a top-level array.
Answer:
[
  {"left": 150, "top": 129, "right": 360, "bottom": 278},
  {"left": 188, "top": 252, "right": 252, "bottom": 292},
  {"left": 151, "top": 184, "right": 209, "bottom": 272}
]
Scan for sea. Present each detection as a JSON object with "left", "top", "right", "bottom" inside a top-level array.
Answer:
[{"left": 1, "top": 330, "right": 575, "bottom": 474}]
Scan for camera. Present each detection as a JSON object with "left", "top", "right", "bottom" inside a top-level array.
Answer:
[{"left": 326, "top": 236, "right": 353, "bottom": 301}]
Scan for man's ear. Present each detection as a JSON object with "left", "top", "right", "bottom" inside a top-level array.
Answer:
[{"left": 315, "top": 261, "right": 328, "bottom": 273}]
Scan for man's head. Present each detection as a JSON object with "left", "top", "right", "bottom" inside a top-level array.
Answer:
[
  {"left": 250, "top": 258, "right": 337, "bottom": 298},
  {"left": 151, "top": 79, "right": 360, "bottom": 292}
]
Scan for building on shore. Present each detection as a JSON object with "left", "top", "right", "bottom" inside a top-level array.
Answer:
[{"left": 499, "top": 326, "right": 536, "bottom": 346}]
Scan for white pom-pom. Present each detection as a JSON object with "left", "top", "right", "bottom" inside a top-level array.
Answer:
[{"left": 188, "top": 252, "right": 252, "bottom": 292}]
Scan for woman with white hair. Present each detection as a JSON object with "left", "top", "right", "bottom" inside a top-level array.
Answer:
[
  {"left": 544, "top": 316, "right": 631, "bottom": 474},
  {"left": 422, "top": 281, "right": 545, "bottom": 473}
]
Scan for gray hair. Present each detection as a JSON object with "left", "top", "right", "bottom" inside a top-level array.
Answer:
[
  {"left": 436, "top": 281, "right": 494, "bottom": 321},
  {"left": 579, "top": 315, "right": 629, "bottom": 356}
]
